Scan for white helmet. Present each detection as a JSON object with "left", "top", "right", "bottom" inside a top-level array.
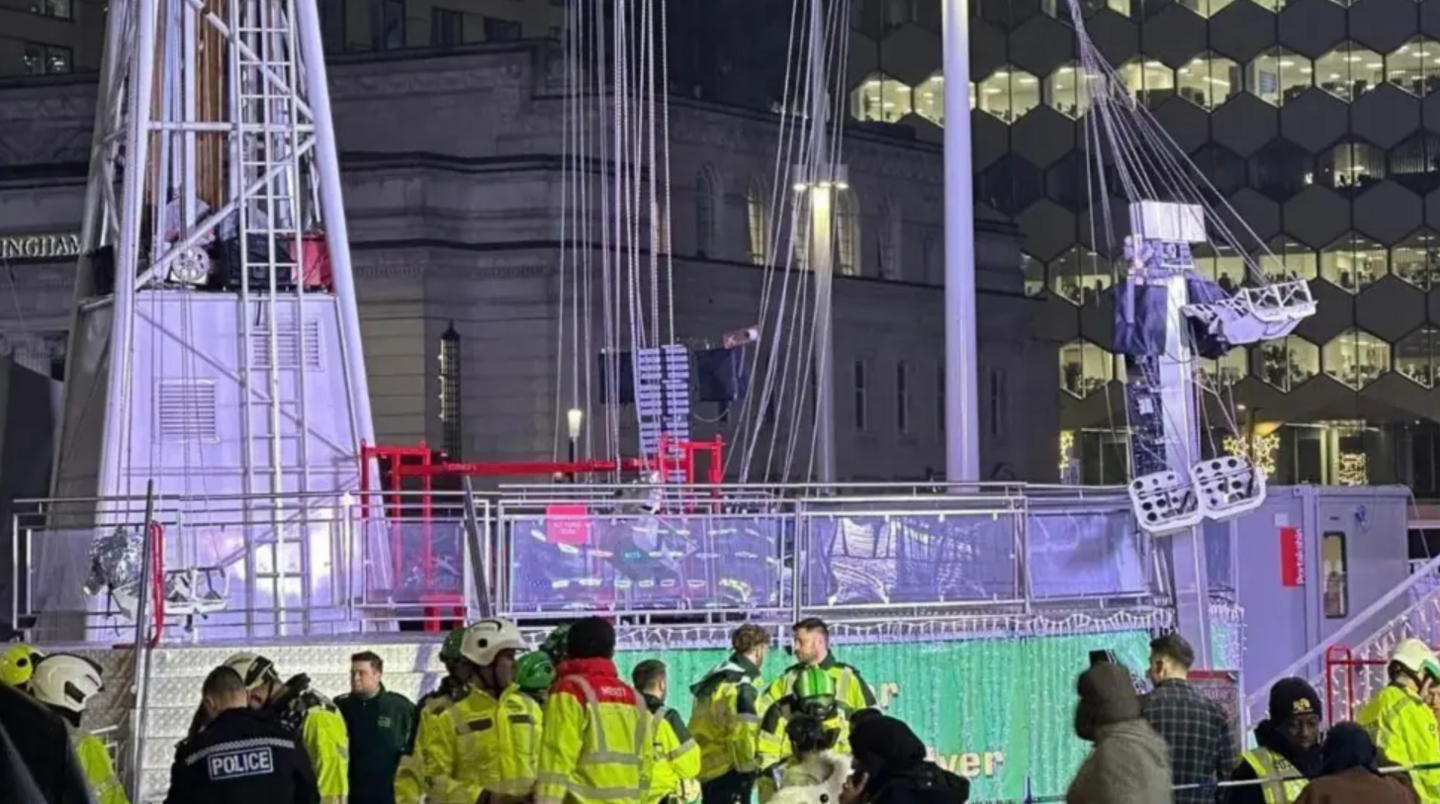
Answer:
[
  {"left": 29, "top": 653, "right": 104, "bottom": 714},
  {"left": 460, "top": 619, "right": 526, "bottom": 667},
  {"left": 1392, "top": 638, "right": 1440, "bottom": 680},
  {"left": 222, "top": 652, "right": 280, "bottom": 690}
]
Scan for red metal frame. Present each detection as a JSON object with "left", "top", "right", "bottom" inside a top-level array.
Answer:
[
  {"left": 1324, "top": 644, "right": 1392, "bottom": 724},
  {"left": 357, "top": 435, "right": 727, "bottom": 629}
]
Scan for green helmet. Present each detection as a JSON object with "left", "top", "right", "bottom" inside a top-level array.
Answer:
[
  {"left": 440, "top": 628, "right": 466, "bottom": 664},
  {"left": 540, "top": 624, "right": 571, "bottom": 664},
  {"left": 516, "top": 651, "right": 557, "bottom": 692},
  {"left": 794, "top": 666, "right": 837, "bottom": 718}
]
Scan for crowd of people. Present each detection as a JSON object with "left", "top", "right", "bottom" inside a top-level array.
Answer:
[{"left": 10, "top": 625, "right": 1440, "bottom": 804}]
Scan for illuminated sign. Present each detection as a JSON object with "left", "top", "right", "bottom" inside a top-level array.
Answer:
[{"left": 0, "top": 233, "right": 81, "bottom": 261}]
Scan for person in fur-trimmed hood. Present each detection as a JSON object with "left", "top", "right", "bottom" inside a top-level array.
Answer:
[{"left": 769, "top": 751, "right": 851, "bottom": 804}]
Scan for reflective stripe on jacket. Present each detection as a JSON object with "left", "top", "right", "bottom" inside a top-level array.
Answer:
[
  {"left": 425, "top": 684, "right": 544, "bottom": 803},
  {"left": 299, "top": 703, "right": 350, "bottom": 804},
  {"left": 535, "top": 658, "right": 654, "bottom": 804},
  {"left": 394, "top": 690, "right": 461, "bottom": 804},
  {"left": 1359, "top": 684, "right": 1440, "bottom": 803},
  {"left": 687, "top": 656, "right": 763, "bottom": 783},
  {"left": 642, "top": 698, "right": 701, "bottom": 804},
  {"left": 1241, "top": 747, "right": 1308, "bottom": 804},
  {"left": 758, "top": 656, "right": 873, "bottom": 766},
  {"left": 75, "top": 731, "right": 129, "bottom": 804}
]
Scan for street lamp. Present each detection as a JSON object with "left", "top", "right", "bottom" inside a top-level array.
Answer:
[
  {"left": 792, "top": 164, "right": 848, "bottom": 485},
  {"left": 566, "top": 408, "right": 584, "bottom": 482}
]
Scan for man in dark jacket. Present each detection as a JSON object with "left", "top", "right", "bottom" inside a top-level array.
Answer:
[
  {"left": 336, "top": 651, "right": 415, "bottom": 804},
  {"left": 1293, "top": 722, "right": 1417, "bottom": 804},
  {"left": 0, "top": 681, "right": 93, "bottom": 804},
  {"left": 1229, "top": 678, "right": 1323, "bottom": 804},
  {"left": 845, "top": 715, "right": 968, "bottom": 804},
  {"left": 165, "top": 665, "right": 319, "bottom": 804}
]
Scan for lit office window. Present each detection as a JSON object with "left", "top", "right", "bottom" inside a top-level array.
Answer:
[
  {"left": 439, "top": 322, "right": 461, "bottom": 458},
  {"left": 1192, "top": 243, "right": 1248, "bottom": 291},
  {"left": 1247, "top": 48, "right": 1314, "bottom": 105},
  {"left": 851, "top": 73, "right": 913, "bottom": 123},
  {"left": 1177, "top": 53, "right": 1240, "bottom": 109},
  {"left": 976, "top": 66, "right": 1040, "bottom": 123},
  {"left": 1314, "top": 42, "right": 1385, "bottom": 101},
  {"left": 1396, "top": 327, "right": 1440, "bottom": 388},
  {"left": 1260, "top": 336, "right": 1319, "bottom": 392},
  {"left": 1323, "top": 329, "right": 1390, "bottom": 390},
  {"left": 1060, "top": 340, "right": 1117, "bottom": 399},
  {"left": 1202, "top": 349, "right": 1249, "bottom": 387},
  {"left": 1044, "top": 62, "right": 1092, "bottom": 119},
  {"left": 1020, "top": 252, "right": 1046, "bottom": 297},
  {"left": 914, "top": 73, "right": 945, "bottom": 125},
  {"left": 1118, "top": 57, "right": 1177, "bottom": 106},
  {"left": 1316, "top": 141, "right": 1386, "bottom": 194},
  {"left": 1255, "top": 237, "right": 1320, "bottom": 281},
  {"left": 1386, "top": 37, "right": 1440, "bottom": 96},
  {"left": 1320, "top": 234, "right": 1388, "bottom": 293},
  {"left": 836, "top": 191, "right": 860, "bottom": 277},
  {"left": 1050, "top": 247, "right": 1114, "bottom": 306},
  {"left": 1393, "top": 231, "right": 1440, "bottom": 289}
]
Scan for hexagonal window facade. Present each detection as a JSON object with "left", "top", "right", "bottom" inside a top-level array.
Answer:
[
  {"left": 1316, "top": 140, "right": 1387, "bottom": 194},
  {"left": 1050, "top": 246, "right": 1115, "bottom": 305},
  {"left": 1142, "top": 0, "right": 1233, "bottom": 19},
  {"left": 1259, "top": 336, "right": 1319, "bottom": 391},
  {"left": 1248, "top": 140, "right": 1313, "bottom": 201},
  {"left": 1202, "top": 348, "right": 1249, "bottom": 387},
  {"left": 1020, "top": 252, "right": 1046, "bottom": 297},
  {"left": 1256, "top": 236, "right": 1320, "bottom": 280},
  {"left": 1193, "top": 243, "right": 1250, "bottom": 291},
  {"left": 1060, "top": 340, "right": 1118, "bottom": 398},
  {"left": 1045, "top": 149, "right": 1090, "bottom": 212},
  {"left": 976, "top": 155, "right": 1044, "bottom": 216},
  {"left": 977, "top": 66, "right": 1040, "bottom": 123},
  {"left": 1118, "top": 58, "right": 1177, "bottom": 106},
  {"left": 1314, "top": 42, "right": 1385, "bottom": 102},
  {"left": 1323, "top": 328, "right": 1390, "bottom": 389},
  {"left": 914, "top": 74, "right": 944, "bottom": 125},
  {"left": 1389, "top": 133, "right": 1440, "bottom": 194},
  {"left": 1192, "top": 144, "right": 1247, "bottom": 196},
  {"left": 1248, "top": 48, "right": 1314, "bottom": 105},
  {"left": 1386, "top": 38, "right": 1440, "bottom": 96},
  {"left": 1078, "top": 0, "right": 1135, "bottom": 15},
  {"left": 851, "top": 73, "right": 913, "bottom": 124},
  {"left": 1396, "top": 327, "right": 1440, "bottom": 387},
  {"left": 1178, "top": 53, "right": 1241, "bottom": 109},
  {"left": 1320, "top": 233, "right": 1388, "bottom": 293},
  {"left": 1393, "top": 231, "right": 1440, "bottom": 288},
  {"left": 1044, "top": 62, "right": 1092, "bottom": 119}
]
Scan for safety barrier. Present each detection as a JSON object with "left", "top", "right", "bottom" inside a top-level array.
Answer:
[{"left": 9, "top": 482, "right": 1168, "bottom": 643}]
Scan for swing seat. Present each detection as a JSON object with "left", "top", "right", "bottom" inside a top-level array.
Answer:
[
  {"left": 163, "top": 566, "right": 230, "bottom": 616},
  {"left": 1192, "top": 456, "right": 1267, "bottom": 521},
  {"left": 1128, "top": 469, "right": 1204, "bottom": 536}
]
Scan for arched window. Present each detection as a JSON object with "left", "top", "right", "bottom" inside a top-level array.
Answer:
[
  {"left": 836, "top": 190, "right": 860, "bottom": 276},
  {"left": 746, "top": 179, "right": 770, "bottom": 265},
  {"left": 695, "top": 166, "right": 721, "bottom": 258},
  {"left": 878, "top": 197, "right": 902, "bottom": 280}
]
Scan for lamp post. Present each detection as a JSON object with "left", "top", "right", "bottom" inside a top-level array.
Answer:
[
  {"left": 566, "top": 408, "right": 584, "bottom": 482},
  {"left": 794, "top": 165, "right": 848, "bottom": 486}
]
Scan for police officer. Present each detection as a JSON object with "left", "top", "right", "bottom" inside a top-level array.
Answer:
[{"left": 164, "top": 665, "right": 319, "bottom": 804}]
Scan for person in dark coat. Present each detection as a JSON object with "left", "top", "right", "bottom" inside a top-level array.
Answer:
[
  {"left": 843, "top": 715, "right": 968, "bottom": 804},
  {"left": 1293, "top": 721, "right": 1417, "bottom": 804},
  {"left": 1066, "top": 662, "right": 1173, "bottom": 804},
  {"left": 1228, "top": 677, "right": 1324, "bottom": 804},
  {"left": 0, "top": 682, "right": 93, "bottom": 804}
]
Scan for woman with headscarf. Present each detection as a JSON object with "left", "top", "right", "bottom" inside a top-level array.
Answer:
[
  {"left": 1293, "top": 722, "right": 1417, "bottom": 804},
  {"left": 1065, "top": 661, "right": 1173, "bottom": 804},
  {"left": 842, "top": 715, "right": 968, "bottom": 804}
]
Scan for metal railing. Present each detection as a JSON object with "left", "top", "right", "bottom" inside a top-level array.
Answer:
[{"left": 9, "top": 482, "right": 1170, "bottom": 643}]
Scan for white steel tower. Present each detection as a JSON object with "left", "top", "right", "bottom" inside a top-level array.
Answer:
[{"left": 45, "top": 0, "right": 375, "bottom": 636}]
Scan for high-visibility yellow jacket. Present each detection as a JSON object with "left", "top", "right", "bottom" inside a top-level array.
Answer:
[
  {"left": 395, "top": 684, "right": 464, "bottom": 804},
  {"left": 1358, "top": 683, "right": 1440, "bottom": 803},
  {"left": 536, "top": 658, "right": 655, "bottom": 804},
  {"left": 687, "top": 654, "right": 764, "bottom": 784},
  {"left": 640, "top": 693, "right": 701, "bottom": 804},
  {"left": 1240, "top": 747, "right": 1309, "bottom": 804},
  {"left": 425, "top": 682, "right": 544, "bottom": 804},
  {"left": 75, "top": 731, "right": 129, "bottom": 804},
  {"left": 281, "top": 687, "right": 350, "bottom": 804},
  {"left": 758, "top": 656, "right": 874, "bottom": 768}
]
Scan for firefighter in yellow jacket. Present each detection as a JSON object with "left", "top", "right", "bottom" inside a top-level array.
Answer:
[
  {"left": 1357, "top": 638, "right": 1440, "bottom": 803},
  {"left": 225, "top": 652, "right": 351, "bottom": 804},
  {"left": 426, "top": 619, "right": 544, "bottom": 804},
  {"left": 689, "top": 624, "right": 770, "bottom": 804},
  {"left": 536, "top": 616, "right": 655, "bottom": 804},
  {"left": 395, "top": 628, "right": 471, "bottom": 804},
  {"left": 758, "top": 619, "right": 874, "bottom": 773},
  {"left": 632, "top": 659, "right": 701, "bottom": 804},
  {"left": 28, "top": 652, "right": 130, "bottom": 804}
]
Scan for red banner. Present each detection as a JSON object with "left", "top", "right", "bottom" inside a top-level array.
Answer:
[
  {"left": 545, "top": 504, "right": 591, "bottom": 546},
  {"left": 1280, "top": 526, "right": 1305, "bottom": 587}
]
